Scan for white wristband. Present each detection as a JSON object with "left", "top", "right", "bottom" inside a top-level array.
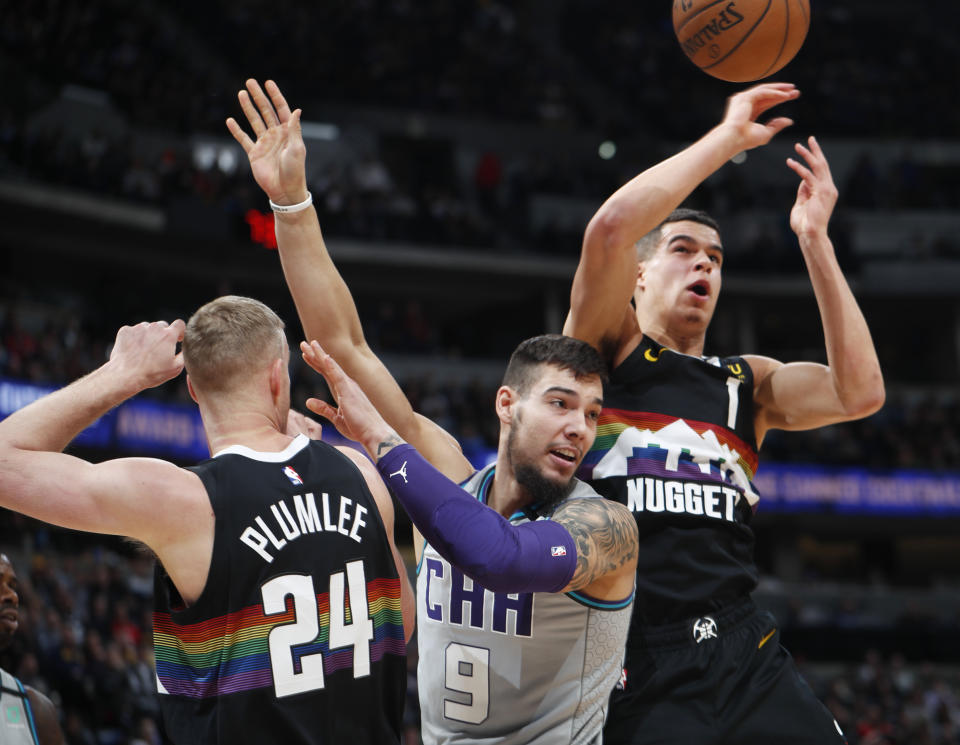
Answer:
[{"left": 269, "top": 191, "right": 313, "bottom": 214}]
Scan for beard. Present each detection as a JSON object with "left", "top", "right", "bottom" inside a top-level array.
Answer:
[{"left": 507, "top": 426, "right": 576, "bottom": 513}]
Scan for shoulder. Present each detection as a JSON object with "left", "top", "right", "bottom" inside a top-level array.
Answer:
[
  {"left": 552, "top": 492, "right": 637, "bottom": 539},
  {"left": 741, "top": 353, "right": 782, "bottom": 383},
  {"left": 26, "top": 686, "right": 64, "bottom": 745},
  {"left": 334, "top": 444, "right": 371, "bottom": 471},
  {"left": 334, "top": 446, "right": 396, "bottom": 528}
]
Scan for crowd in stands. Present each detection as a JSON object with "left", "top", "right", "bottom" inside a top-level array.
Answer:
[
  {"left": 6, "top": 0, "right": 960, "bottom": 138},
  {"left": 4, "top": 0, "right": 960, "bottom": 264},
  {"left": 808, "top": 652, "right": 960, "bottom": 745}
]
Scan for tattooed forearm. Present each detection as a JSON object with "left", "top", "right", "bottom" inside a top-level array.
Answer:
[
  {"left": 554, "top": 499, "right": 638, "bottom": 590},
  {"left": 375, "top": 433, "right": 405, "bottom": 459}
]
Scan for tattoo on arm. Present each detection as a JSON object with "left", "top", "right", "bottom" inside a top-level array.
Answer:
[
  {"left": 553, "top": 499, "right": 638, "bottom": 590},
  {"left": 375, "top": 434, "right": 405, "bottom": 459}
]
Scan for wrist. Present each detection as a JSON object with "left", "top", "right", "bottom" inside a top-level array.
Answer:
[
  {"left": 98, "top": 359, "right": 151, "bottom": 402},
  {"left": 269, "top": 190, "right": 312, "bottom": 215},
  {"left": 268, "top": 184, "right": 310, "bottom": 207},
  {"left": 365, "top": 430, "right": 405, "bottom": 462},
  {"left": 707, "top": 122, "right": 747, "bottom": 156}
]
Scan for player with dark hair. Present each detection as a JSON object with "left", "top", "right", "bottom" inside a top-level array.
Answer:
[
  {"left": 564, "top": 83, "right": 883, "bottom": 744},
  {"left": 228, "top": 79, "right": 638, "bottom": 745},
  {"left": 0, "top": 297, "right": 414, "bottom": 745},
  {"left": 0, "top": 553, "right": 64, "bottom": 745}
]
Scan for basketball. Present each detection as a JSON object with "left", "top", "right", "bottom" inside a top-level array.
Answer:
[{"left": 673, "top": 0, "right": 810, "bottom": 82}]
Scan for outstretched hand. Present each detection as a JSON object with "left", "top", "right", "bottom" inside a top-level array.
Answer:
[
  {"left": 787, "top": 135, "right": 838, "bottom": 240},
  {"left": 226, "top": 79, "right": 308, "bottom": 207},
  {"left": 719, "top": 82, "right": 799, "bottom": 151},
  {"left": 300, "top": 341, "right": 400, "bottom": 456},
  {"left": 109, "top": 320, "right": 185, "bottom": 392}
]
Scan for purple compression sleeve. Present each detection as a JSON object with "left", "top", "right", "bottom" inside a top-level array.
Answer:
[{"left": 377, "top": 444, "right": 577, "bottom": 594}]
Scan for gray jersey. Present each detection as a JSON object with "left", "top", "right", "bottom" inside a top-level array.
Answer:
[
  {"left": 416, "top": 464, "right": 633, "bottom": 745},
  {"left": 0, "top": 668, "right": 40, "bottom": 745}
]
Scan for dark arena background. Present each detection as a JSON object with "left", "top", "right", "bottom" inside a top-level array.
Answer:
[{"left": 2, "top": 1, "right": 960, "bottom": 743}]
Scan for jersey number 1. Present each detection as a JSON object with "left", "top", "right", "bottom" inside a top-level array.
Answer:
[{"left": 261, "top": 561, "right": 374, "bottom": 698}]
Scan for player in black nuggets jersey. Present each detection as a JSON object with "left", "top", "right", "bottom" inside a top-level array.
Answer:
[
  {"left": 0, "top": 553, "right": 63, "bottom": 745},
  {"left": 564, "top": 83, "right": 884, "bottom": 744},
  {"left": 0, "top": 297, "right": 414, "bottom": 745}
]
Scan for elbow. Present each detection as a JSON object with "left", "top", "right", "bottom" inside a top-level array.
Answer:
[
  {"left": 844, "top": 375, "right": 886, "bottom": 420},
  {"left": 584, "top": 209, "right": 629, "bottom": 257}
]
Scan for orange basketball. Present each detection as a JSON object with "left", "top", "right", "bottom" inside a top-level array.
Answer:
[{"left": 673, "top": 0, "right": 810, "bottom": 82}]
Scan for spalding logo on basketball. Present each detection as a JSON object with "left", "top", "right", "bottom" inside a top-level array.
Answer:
[{"left": 673, "top": 0, "right": 810, "bottom": 82}]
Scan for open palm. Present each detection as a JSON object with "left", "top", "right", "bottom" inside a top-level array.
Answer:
[
  {"left": 226, "top": 79, "right": 308, "bottom": 205},
  {"left": 787, "top": 136, "right": 838, "bottom": 238}
]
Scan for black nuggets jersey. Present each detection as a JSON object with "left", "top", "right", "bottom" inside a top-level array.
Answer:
[
  {"left": 153, "top": 435, "right": 406, "bottom": 745},
  {"left": 577, "top": 335, "right": 761, "bottom": 627}
]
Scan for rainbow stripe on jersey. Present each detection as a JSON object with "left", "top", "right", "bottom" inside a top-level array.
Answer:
[
  {"left": 154, "top": 577, "right": 405, "bottom": 699},
  {"left": 580, "top": 408, "right": 759, "bottom": 482}
]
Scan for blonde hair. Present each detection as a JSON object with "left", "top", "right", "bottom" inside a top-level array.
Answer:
[{"left": 183, "top": 296, "right": 286, "bottom": 393}]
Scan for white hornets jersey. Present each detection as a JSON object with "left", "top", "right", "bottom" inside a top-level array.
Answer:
[{"left": 416, "top": 464, "right": 633, "bottom": 744}]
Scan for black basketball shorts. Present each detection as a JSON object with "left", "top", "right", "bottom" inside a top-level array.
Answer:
[{"left": 603, "top": 599, "right": 847, "bottom": 745}]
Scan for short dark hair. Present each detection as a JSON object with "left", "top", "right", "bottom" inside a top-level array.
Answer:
[
  {"left": 502, "top": 334, "right": 607, "bottom": 395},
  {"left": 636, "top": 208, "right": 721, "bottom": 261}
]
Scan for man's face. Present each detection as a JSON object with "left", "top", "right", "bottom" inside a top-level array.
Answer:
[
  {"left": 505, "top": 365, "right": 603, "bottom": 508},
  {"left": 0, "top": 555, "right": 20, "bottom": 649},
  {"left": 638, "top": 220, "right": 723, "bottom": 330}
]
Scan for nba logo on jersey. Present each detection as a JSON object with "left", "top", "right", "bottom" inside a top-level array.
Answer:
[
  {"left": 282, "top": 466, "right": 303, "bottom": 486},
  {"left": 551, "top": 545, "right": 567, "bottom": 557}
]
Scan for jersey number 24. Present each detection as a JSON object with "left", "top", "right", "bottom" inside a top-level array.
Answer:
[{"left": 261, "top": 561, "right": 374, "bottom": 698}]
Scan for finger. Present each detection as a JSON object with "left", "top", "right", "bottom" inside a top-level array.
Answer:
[
  {"left": 311, "top": 342, "right": 350, "bottom": 385},
  {"left": 225, "top": 117, "right": 255, "bottom": 152},
  {"left": 306, "top": 397, "right": 337, "bottom": 420},
  {"left": 170, "top": 319, "right": 186, "bottom": 341},
  {"left": 300, "top": 340, "right": 323, "bottom": 370},
  {"left": 764, "top": 117, "right": 794, "bottom": 136},
  {"left": 265, "top": 80, "right": 293, "bottom": 123},
  {"left": 238, "top": 90, "right": 265, "bottom": 137},
  {"left": 805, "top": 136, "right": 832, "bottom": 176},
  {"left": 172, "top": 351, "right": 185, "bottom": 371},
  {"left": 246, "top": 78, "right": 279, "bottom": 128},
  {"left": 751, "top": 90, "right": 799, "bottom": 117},
  {"left": 786, "top": 157, "right": 814, "bottom": 182},
  {"left": 793, "top": 142, "right": 823, "bottom": 174},
  {"left": 746, "top": 81, "right": 797, "bottom": 92}
]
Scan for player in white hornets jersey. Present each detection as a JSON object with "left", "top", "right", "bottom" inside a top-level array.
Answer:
[
  {"left": 0, "top": 554, "right": 63, "bottom": 745},
  {"left": 297, "top": 337, "right": 636, "bottom": 745},
  {"left": 416, "top": 467, "right": 632, "bottom": 745}
]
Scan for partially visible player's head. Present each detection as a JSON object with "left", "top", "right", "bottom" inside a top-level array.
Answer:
[
  {"left": 501, "top": 334, "right": 608, "bottom": 396},
  {"left": 635, "top": 208, "right": 721, "bottom": 262},
  {"left": 499, "top": 335, "right": 606, "bottom": 509},
  {"left": 183, "top": 296, "right": 288, "bottom": 398},
  {"left": 634, "top": 208, "right": 724, "bottom": 339},
  {"left": 0, "top": 553, "right": 20, "bottom": 650}
]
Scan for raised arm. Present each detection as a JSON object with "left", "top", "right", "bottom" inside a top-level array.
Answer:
[
  {"left": 227, "top": 79, "right": 471, "bottom": 481},
  {"left": 0, "top": 322, "right": 212, "bottom": 601},
  {"left": 565, "top": 83, "right": 799, "bottom": 353},
  {"left": 747, "top": 137, "right": 884, "bottom": 444},
  {"left": 301, "top": 341, "right": 637, "bottom": 601}
]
